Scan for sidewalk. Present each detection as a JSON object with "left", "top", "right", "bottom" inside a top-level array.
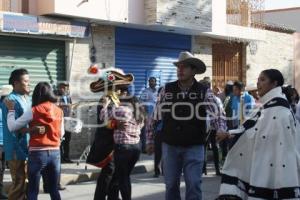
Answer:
[
  {"left": 59, "top": 154, "right": 154, "bottom": 186},
  {"left": 3, "top": 152, "right": 219, "bottom": 191},
  {"left": 3, "top": 154, "right": 155, "bottom": 190}
]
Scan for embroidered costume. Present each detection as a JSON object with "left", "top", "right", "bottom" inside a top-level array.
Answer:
[{"left": 219, "top": 87, "right": 300, "bottom": 200}]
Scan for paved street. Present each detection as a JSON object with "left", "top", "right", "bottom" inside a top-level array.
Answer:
[{"left": 38, "top": 171, "right": 221, "bottom": 200}]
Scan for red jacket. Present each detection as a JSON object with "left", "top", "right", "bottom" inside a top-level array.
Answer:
[{"left": 29, "top": 101, "right": 63, "bottom": 148}]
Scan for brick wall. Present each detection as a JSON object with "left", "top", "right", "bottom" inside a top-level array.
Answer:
[
  {"left": 145, "top": 0, "right": 212, "bottom": 31},
  {"left": 66, "top": 25, "right": 115, "bottom": 158},
  {"left": 247, "top": 30, "right": 294, "bottom": 86}
]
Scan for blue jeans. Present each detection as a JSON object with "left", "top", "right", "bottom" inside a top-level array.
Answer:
[
  {"left": 28, "top": 150, "right": 61, "bottom": 200},
  {"left": 162, "top": 143, "right": 204, "bottom": 200}
]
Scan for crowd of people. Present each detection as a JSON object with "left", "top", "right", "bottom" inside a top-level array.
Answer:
[
  {"left": 1, "top": 50, "right": 300, "bottom": 200},
  {"left": 143, "top": 52, "right": 300, "bottom": 200},
  {"left": 0, "top": 69, "right": 72, "bottom": 200}
]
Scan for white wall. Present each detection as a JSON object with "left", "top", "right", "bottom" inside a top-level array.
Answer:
[
  {"left": 295, "top": 33, "right": 300, "bottom": 91},
  {"left": 212, "top": 0, "right": 226, "bottom": 34},
  {"left": 30, "top": 0, "right": 129, "bottom": 23},
  {"left": 208, "top": 0, "right": 265, "bottom": 42},
  {"left": 247, "top": 30, "right": 294, "bottom": 86},
  {"left": 264, "top": 9, "right": 300, "bottom": 32},
  {"left": 128, "top": 0, "right": 145, "bottom": 24}
]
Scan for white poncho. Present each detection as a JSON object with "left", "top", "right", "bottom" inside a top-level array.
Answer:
[{"left": 219, "top": 87, "right": 300, "bottom": 200}]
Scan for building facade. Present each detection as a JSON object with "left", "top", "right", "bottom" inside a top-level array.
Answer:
[
  {"left": 0, "top": 0, "right": 294, "bottom": 157},
  {"left": 262, "top": 7, "right": 300, "bottom": 91}
]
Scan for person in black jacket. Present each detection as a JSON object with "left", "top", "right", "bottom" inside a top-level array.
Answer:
[{"left": 147, "top": 51, "right": 227, "bottom": 200}]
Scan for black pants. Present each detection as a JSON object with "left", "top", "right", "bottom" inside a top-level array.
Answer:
[
  {"left": 219, "top": 139, "right": 228, "bottom": 161},
  {"left": 140, "top": 127, "right": 146, "bottom": 152},
  {"left": 114, "top": 144, "right": 140, "bottom": 200},
  {"left": 154, "top": 133, "right": 162, "bottom": 175},
  {"left": 203, "top": 130, "right": 220, "bottom": 175},
  {"left": 61, "top": 131, "right": 72, "bottom": 160},
  {"left": 94, "top": 161, "right": 119, "bottom": 200}
]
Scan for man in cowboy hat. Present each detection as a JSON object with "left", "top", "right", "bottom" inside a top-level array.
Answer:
[{"left": 147, "top": 51, "right": 227, "bottom": 200}]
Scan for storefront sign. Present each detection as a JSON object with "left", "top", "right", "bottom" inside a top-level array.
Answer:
[
  {"left": 71, "top": 21, "right": 90, "bottom": 37},
  {"left": 1, "top": 13, "right": 89, "bottom": 38},
  {"left": 3, "top": 14, "right": 38, "bottom": 33},
  {"left": 38, "top": 17, "right": 72, "bottom": 35}
]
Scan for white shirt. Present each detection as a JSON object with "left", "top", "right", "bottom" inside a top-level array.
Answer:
[{"left": 7, "top": 109, "right": 65, "bottom": 138}]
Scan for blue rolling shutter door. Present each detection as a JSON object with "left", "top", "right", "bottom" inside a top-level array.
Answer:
[{"left": 116, "top": 27, "right": 191, "bottom": 96}]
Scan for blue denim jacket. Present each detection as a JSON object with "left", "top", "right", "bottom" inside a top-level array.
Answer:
[
  {"left": 231, "top": 91, "right": 255, "bottom": 127},
  {"left": 2, "top": 92, "right": 30, "bottom": 161}
]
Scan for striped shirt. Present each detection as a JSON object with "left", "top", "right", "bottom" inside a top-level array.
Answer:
[{"left": 100, "top": 105, "right": 143, "bottom": 145}]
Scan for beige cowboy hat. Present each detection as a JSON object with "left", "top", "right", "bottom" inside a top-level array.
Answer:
[
  {"left": 90, "top": 67, "right": 134, "bottom": 93},
  {"left": 0, "top": 85, "right": 13, "bottom": 97},
  {"left": 173, "top": 51, "right": 206, "bottom": 74}
]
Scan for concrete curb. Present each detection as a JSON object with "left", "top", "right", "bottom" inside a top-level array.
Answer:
[{"left": 61, "top": 160, "right": 154, "bottom": 186}]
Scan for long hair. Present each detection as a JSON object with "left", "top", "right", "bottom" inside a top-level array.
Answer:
[
  {"left": 224, "top": 84, "right": 233, "bottom": 96},
  {"left": 32, "top": 82, "right": 57, "bottom": 107}
]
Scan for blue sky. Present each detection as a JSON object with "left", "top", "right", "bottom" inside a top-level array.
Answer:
[{"left": 265, "top": 0, "right": 300, "bottom": 10}]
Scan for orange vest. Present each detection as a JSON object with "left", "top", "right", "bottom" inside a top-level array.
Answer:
[{"left": 29, "top": 101, "right": 63, "bottom": 148}]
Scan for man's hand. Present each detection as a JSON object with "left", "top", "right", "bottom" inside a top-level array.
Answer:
[
  {"left": 146, "top": 144, "right": 154, "bottom": 155},
  {"left": 31, "top": 126, "right": 46, "bottom": 134},
  {"left": 4, "top": 98, "right": 15, "bottom": 110},
  {"left": 102, "top": 96, "right": 111, "bottom": 108},
  {"left": 216, "top": 131, "right": 230, "bottom": 143}
]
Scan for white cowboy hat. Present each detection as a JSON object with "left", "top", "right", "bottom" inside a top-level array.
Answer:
[
  {"left": 0, "top": 85, "right": 13, "bottom": 97},
  {"left": 173, "top": 51, "right": 206, "bottom": 74}
]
